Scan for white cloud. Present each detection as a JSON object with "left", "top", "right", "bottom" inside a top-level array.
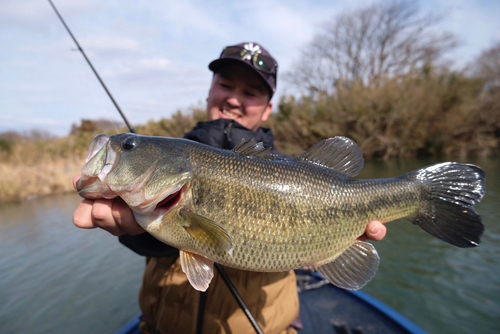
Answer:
[
  {"left": 0, "top": 0, "right": 498, "bottom": 136},
  {"left": 80, "top": 36, "right": 141, "bottom": 53},
  {"left": 160, "top": 1, "right": 229, "bottom": 38},
  {"left": 0, "top": 0, "right": 105, "bottom": 29},
  {"left": 137, "top": 58, "right": 170, "bottom": 70}
]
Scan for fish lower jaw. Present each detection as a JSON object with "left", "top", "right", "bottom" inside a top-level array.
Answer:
[
  {"left": 134, "top": 212, "right": 163, "bottom": 231},
  {"left": 76, "top": 175, "right": 116, "bottom": 199}
]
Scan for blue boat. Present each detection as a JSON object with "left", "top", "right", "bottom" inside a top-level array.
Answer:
[{"left": 116, "top": 270, "right": 425, "bottom": 334}]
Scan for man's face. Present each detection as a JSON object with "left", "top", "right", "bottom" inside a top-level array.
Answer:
[{"left": 207, "top": 64, "right": 273, "bottom": 131}]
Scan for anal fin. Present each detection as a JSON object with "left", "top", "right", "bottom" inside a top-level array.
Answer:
[
  {"left": 313, "top": 240, "right": 380, "bottom": 290},
  {"left": 180, "top": 250, "right": 214, "bottom": 292}
]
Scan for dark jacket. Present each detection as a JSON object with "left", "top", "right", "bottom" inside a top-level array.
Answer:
[{"left": 119, "top": 119, "right": 279, "bottom": 257}]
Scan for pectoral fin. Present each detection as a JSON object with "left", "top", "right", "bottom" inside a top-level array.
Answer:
[
  {"left": 179, "top": 208, "right": 233, "bottom": 254},
  {"left": 180, "top": 251, "right": 214, "bottom": 291},
  {"left": 313, "top": 240, "right": 380, "bottom": 290}
]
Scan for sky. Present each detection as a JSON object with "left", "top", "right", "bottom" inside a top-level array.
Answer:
[{"left": 1, "top": 0, "right": 499, "bottom": 137}]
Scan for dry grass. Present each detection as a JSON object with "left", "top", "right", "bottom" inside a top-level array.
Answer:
[
  {"left": 0, "top": 134, "right": 92, "bottom": 203},
  {"left": 0, "top": 159, "right": 82, "bottom": 202},
  {"left": 0, "top": 111, "right": 207, "bottom": 203}
]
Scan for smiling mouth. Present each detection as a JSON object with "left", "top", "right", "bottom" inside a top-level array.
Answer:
[{"left": 222, "top": 109, "right": 240, "bottom": 120}]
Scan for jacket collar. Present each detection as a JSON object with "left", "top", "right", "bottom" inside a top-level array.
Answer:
[{"left": 184, "top": 119, "right": 275, "bottom": 150}]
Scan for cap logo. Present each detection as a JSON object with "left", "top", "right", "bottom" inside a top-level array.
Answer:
[{"left": 242, "top": 43, "right": 261, "bottom": 61}]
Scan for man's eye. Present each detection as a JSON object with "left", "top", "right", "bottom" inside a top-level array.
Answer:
[
  {"left": 245, "top": 91, "right": 256, "bottom": 97},
  {"left": 220, "top": 83, "right": 231, "bottom": 89}
]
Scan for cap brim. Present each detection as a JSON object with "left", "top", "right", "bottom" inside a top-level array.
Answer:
[{"left": 208, "top": 58, "right": 273, "bottom": 97}]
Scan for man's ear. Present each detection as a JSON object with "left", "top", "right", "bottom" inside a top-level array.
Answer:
[{"left": 261, "top": 101, "right": 273, "bottom": 122}]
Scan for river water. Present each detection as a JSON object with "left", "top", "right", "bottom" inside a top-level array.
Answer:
[{"left": 1, "top": 158, "right": 499, "bottom": 334}]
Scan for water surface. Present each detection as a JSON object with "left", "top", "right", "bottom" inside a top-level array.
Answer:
[
  {"left": 1, "top": 158, "right": 499, "bottom": 333},
  {"left": 359, "top": 157, "right": 500, "bottom": 334},
  {"left": 0, "top": 194, "right": 143, "bottom": 333}
]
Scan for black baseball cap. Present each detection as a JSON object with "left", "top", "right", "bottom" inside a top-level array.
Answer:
[{"left": 209, "top": 42, "right": 278, "bottom": 98}]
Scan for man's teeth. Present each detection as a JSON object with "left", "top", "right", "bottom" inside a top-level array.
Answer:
[{"left": 222, "top": 110, "right": 239, "bottom": 120}]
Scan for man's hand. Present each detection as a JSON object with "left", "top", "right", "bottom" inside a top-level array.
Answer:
[
  {"left": 73, "top": 176, "right": 145, "bottom": 236},
  {"left": 359, "top": 221, "right": 386, "bottom": 241}
]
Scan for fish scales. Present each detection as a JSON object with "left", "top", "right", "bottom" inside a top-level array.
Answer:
[
  {"left": 77, "top": 134, "right": 485, "bottom": 291},
  {"left": 160, "top": 141, "right": 422, "bottom": 271}
]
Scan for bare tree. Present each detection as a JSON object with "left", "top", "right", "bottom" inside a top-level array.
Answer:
[
  {"left": 474, "top": 42, "right": 500, "bottom": 90},
  {"left": 70, "top": 118, "right": 126, "bottom": 135},
  {"left": 286, "top": 1, "right": 457, "bottom": 93}
]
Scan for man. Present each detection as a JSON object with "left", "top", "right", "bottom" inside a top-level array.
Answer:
[{"left": 73, "top": 42, "right": 387, "bottom": 334}]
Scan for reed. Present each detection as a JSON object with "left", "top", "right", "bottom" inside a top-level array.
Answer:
[
  {"left": 0, "top": 159, "right": 81, "bottom": 202},
  {"left": 0, "top": 132, "right": 97, "bottom": 202}
]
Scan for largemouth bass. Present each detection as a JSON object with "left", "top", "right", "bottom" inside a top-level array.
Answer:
[{"left": 77, "top": 133, "right": 485, "bottom": 291}]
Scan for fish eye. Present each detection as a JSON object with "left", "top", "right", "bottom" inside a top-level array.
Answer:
[{"left": 122, "top": 137, "right": 137, "bottom": 151}]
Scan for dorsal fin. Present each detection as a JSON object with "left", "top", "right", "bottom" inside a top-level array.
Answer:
[
  {"left": 296, "top": 137, "right": 364, "bottom": 177},
  {"left": 233, "top": 138, "right": 275, "bottom": 159}
]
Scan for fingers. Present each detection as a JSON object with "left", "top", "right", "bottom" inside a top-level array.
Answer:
[
  {"left": 111, "top": 198, "right": 146, "bottom": 236},
  {"left": 73, "top": 198, "right": 145, "bottom": 236},
  {"left": 91, "top": 199, "right": 122, "bottom": 235},
  {"left": 358, "top": 221, "right": 387, "bottom": 242},
  {"left": 366, "top": 221, "right": 387, "bottom": 241},
  {"left": 73, "top": 199, "right": 97, "bottom": 229}
]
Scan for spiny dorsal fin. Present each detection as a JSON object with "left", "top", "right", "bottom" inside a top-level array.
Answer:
[
  {"left": 313, "top": 240, "right": 379, "bottom": 290},
  {"left": 296, "top": 137, "right": 364, "bottom": 177},
  {"left": 233, "top": 138, "right": 275, "bottom": 159}
]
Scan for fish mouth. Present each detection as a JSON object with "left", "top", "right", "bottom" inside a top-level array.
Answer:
[
  {"left": 84, "top": 134, "right": 109, "bottom": 164},
  {"left": 154, "top": 186, "right": 183, "bottom": 214},
  {"left": 77, "top": 134, "right": 118, "bottom": 199},
  {"left": 133, "top": 183, "right": 186, "bottom": 230}
]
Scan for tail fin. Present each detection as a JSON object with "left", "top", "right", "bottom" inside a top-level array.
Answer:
[{"left": 410, "top": 162, "right": 485, "bottom": 248}]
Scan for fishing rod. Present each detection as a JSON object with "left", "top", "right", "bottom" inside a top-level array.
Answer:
[
  {"left": 48, "top": 1, "right": 264, "bottom": 333},
  {"left": 47, "top": 0, "right": 136, "bottom": 134},
  {"left": 214, "top": 263, "right": 265, "bottom": 334}
]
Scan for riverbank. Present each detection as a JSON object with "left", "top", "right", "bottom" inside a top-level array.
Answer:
[
  {"left": 0, "top": 159, "right": 81, "bottom": 203},
  {"left": 2, "top": 64, "right": 499, "bottom": 203},
  {"left": 1, "top": 107, "right": 499, "bottom": 203},
  {"left": 0, "top": 134, "right": 90, "bottom": 203}
]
